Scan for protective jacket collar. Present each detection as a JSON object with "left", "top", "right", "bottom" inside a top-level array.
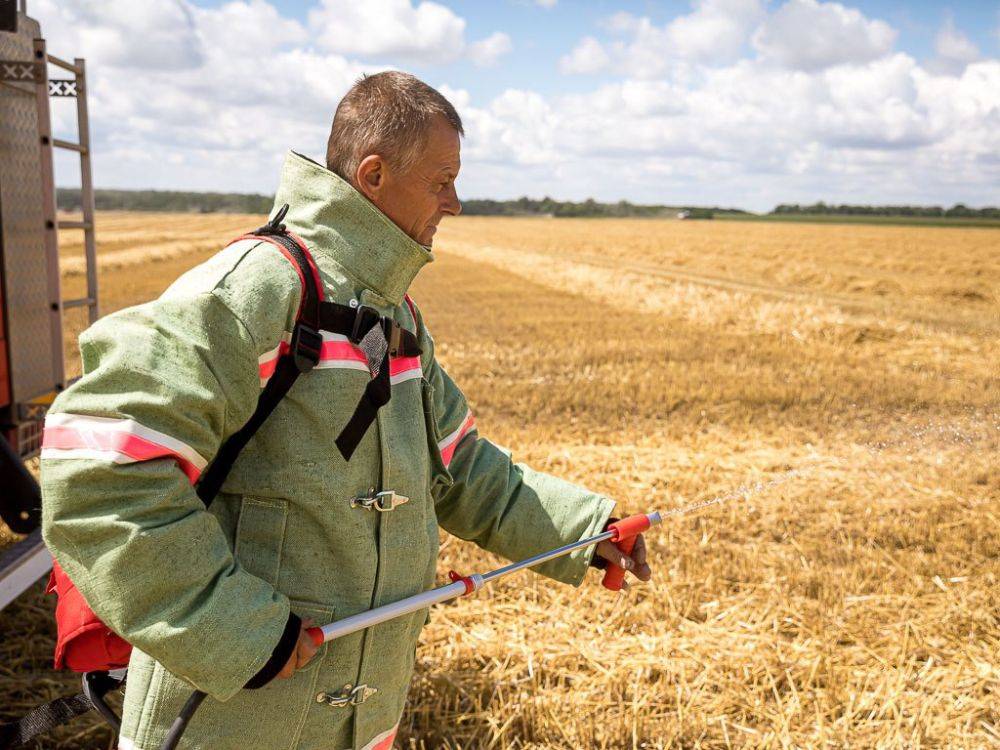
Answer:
[{"left": 272, "top": 150, "right": 433, "bottom": 305}]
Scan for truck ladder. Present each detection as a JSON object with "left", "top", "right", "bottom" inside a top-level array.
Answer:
[{"left": 34, "top": 37, "right": 99, "bottom": 392}]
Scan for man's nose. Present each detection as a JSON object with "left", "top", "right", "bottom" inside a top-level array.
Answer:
[{"left": 441, "top": 183, "right": 462, "bottom": 217}]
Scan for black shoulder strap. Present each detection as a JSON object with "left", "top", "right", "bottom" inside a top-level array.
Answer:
[
  {"left": 0, "top": 695, "right": 94, "bottom": 748},
  {"left": 0, "top": 671, "right": 126, "bottom": 749},
  {"left": 196, "top": 205, "right": 323, "bottom": 505}
]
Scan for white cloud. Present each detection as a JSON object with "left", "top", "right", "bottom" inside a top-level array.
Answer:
[
  {"left": 35, "top": 0, "right": 367, "bottom": 192},
  {"left": 662, "top": 0, "right": 764, "bottom": 62},
  {"left": 753, "top": 0, "right": 897, "bottom": 71},
  {"left": 927, "top": 18, "right": 981, "bottom": 76},
  {"left": 536, "top": 0, "right": 558, "bottom": 7},
  {"left": 559, "top": 36, "right": 611, "bottom": 74},
  {"left": 196, "top": 0, "right": 304, "bottom": 51},
  {"left": 308, "top": 0, "right": 509, "bottom": 67},
  {"left": 467, "top": 32, "right": 513, "bottom": 67},
  {"left": 562, "top": 1, "right": 764, "bottom": 78},
  {"left": 308, "top": 0, "right": 466, "bottom": 64},
  {"left": 51, "top": 0, "right": 204, "bottom": 70}
]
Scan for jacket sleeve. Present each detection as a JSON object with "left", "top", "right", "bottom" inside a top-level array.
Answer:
[
  {"left": 41, "top": 251, "right": 298, "bottom": 701},
  {"left": 416, "top": 310, "right": 615, "bottom": 587}
]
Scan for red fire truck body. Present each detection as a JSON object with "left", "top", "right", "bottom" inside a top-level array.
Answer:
[{"left": 1, "top": 1, "right": 97, "bottom": 608}]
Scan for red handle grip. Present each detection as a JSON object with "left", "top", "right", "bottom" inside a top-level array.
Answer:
[
  {"left": 608, "top": 513, "right": 652, "bottom": 542},
  {"left": 600, "top": 513, "right": 650, "bottom": 591},
  {"left": 306, "top": 627, "right": 324, "bottom": 648},
  {"left": 601, "top": 534, "right": 637, "bottom": 591}
]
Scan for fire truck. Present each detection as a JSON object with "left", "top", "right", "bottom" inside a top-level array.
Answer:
[{"left": 0, "top": 0, "right": 97, "bottom": 610}]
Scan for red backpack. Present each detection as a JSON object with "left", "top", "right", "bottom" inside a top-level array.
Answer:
[{"left": 48, "top": 207, "right": 325, "bottom": 676}]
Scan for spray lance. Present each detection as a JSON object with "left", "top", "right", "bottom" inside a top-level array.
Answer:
[{"left": 160, "top": 511, "right": 662, "bottom": 750}]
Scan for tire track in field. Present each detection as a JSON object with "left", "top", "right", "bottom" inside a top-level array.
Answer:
[{"left": 441, "top": 242, "right": 998, "bottom": 337}]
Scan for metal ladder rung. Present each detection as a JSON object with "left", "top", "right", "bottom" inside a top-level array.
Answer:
[
  {"left": 52, "top": 138, "right": 87, "bottom": 154},
  {"left": 46, "top": 53, "right": 82, "bottom": 75},
  {"left": 62, "top": 297, "right": 96, "bottom": 309},
  {"left": 57, "top": 220, "right": 93, "bottom": 230}
]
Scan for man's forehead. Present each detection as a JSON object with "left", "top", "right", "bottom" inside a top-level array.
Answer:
[{"left": 424, "top": 116, "right": 461, "bottom": 170}]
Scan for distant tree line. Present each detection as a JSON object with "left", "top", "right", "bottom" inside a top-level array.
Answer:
[
  {"left": 57, "top": 188, "right": 274, "bottom": 214},
  {"left": 772, "top": 202, "right": 1000, "bottom": 219},
  {"left": 57, "top": 189, "right": 996, "bottom": 220},
  {"left": 56, "top": 188, "right": 741, "bottom": 219},
  {"left": 460, "top": 196, "right": 743, "bottom": 218}
]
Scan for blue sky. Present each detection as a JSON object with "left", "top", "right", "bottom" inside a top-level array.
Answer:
[
  {"left": 36, "top": 1, "right": 1000, "bottom": 210},
  {"left": 197, "top": 1, "right": 1000, "bottom": 99}
]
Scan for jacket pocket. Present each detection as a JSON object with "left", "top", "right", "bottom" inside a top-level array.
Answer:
[
  {"left": 234, "top": 496, "right": 288, "bottom": 587},
  {"left": 420, "top": 379, "right": 453, "bottom": 490},
  {"left": 287, "top": 599, "right": 334, "bottom": 674}
]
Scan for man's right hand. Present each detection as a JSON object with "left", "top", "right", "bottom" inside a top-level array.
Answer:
[{"left": 277, "top": 618, "right": 319, "bottom": 679}]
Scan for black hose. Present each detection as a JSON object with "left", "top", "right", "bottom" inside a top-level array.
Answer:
[
  {"left": 0, "top": 434, "right": 41, "bottom": 533},
  {"left": 159, "top": 690, "right": 206, "bottom": 750}
]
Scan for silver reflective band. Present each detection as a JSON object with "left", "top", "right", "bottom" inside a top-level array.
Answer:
[
  {"left": 316, "top": 684, "right": 377, "bottom": 708},
  {"left": 350, "top": 489, "right": 409, "bottom": 512}
]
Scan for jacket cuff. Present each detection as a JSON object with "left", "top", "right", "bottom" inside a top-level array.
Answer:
[
  {"left": 564, "top": 497, "right": 616, "bottom": 586},
  {"left": 589, "top": 517, "right": 620, "bottom": 570},
  {"left": 244, "top": 612, "right": 301, "bottom": 689}
]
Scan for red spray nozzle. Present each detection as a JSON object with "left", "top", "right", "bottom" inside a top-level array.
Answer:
[{"left": 601, "top": 511, "right": 661, "bottom": 591}]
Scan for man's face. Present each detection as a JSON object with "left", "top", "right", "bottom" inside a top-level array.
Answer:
[{"left": 357, "top": 115, "right": 462, "bottom": 247}]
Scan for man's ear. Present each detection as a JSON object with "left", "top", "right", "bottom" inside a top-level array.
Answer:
[{"left": 355, "top": 154, "right": 384, "bottom": 201}]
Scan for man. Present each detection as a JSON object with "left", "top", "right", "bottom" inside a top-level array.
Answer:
[{"left": 41, "top": 71, "right": 651, "bottom": 750}]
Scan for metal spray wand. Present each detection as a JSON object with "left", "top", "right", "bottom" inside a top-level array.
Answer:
[
  {"left": 306, "top": 510, "right": 662, "bottom": 646},
  {"left": 161, "top": 511, "right": 661, "bottom": 750}
]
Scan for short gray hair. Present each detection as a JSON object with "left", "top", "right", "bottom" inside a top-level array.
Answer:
[{"left": 326, "top": 71, "right": 464, "bottom": 185}]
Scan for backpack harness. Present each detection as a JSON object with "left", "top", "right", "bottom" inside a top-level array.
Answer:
[{"left": 0, "top": 205, "right": 422, "bottom": 749}]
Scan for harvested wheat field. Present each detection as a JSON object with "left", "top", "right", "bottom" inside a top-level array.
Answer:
[{"left": 1, "top": 213, "right": 998, "bottom": 749}]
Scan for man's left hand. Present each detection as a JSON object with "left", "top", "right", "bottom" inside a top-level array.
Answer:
[{"left": 595, "top": 533, "right": 652, "bottom": 588}]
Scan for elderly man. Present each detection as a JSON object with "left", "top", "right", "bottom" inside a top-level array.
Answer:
[{"left": 41, "top": 72, "right": 651, "bottom": 750}]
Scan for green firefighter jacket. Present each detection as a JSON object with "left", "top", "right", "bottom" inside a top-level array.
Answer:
[{"left": 40, "top": 151, "right": 615, "bottom": 750}]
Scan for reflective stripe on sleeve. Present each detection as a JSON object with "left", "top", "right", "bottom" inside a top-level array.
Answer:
[
  {"left": 41, "top": 413, "right": 208, "bottom": 484},
  {"left": 438, "top": 410, "right": 476, "bottom": 467}
]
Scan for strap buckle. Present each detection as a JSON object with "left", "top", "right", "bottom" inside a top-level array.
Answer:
[
  {"left": 82, "top": 669, "right": 128, "bottom": 733},
  {"left": 350, "top": 306, "right": 382, "bottom": 345},
  {"left": 252, "top": 203, "right": 289, "bottom": 236},
  {"left": 384, "top": 318, "right": 402, "bottom": 357},
  {"left": 350, "top": 488, "right": 409, "bottom": 512},
  {"left": 348, "top": 305, "right": 405, "bottom": 356},
  {"left": 290, "top": 323, "right": 322, "bottom": 373}
]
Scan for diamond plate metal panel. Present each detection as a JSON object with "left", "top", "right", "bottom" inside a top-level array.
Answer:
[{"left": 0, "top": 15, "right": 57, "bottom": 404}]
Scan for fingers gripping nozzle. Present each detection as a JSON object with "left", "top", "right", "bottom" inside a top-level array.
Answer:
[{"left": 601, "top": 511, "right": 661, "bottom": 592}]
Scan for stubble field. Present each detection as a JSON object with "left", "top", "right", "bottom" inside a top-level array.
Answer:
[{"left": 1, "top": 213, "right": 998, "bottom": 749}]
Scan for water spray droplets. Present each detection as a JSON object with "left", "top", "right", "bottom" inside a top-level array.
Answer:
[{"left": 663, "top": 409, "right": 999, "bottom": 521}]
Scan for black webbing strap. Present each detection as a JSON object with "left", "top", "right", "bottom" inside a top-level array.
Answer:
[
  {"left": 0, "top": 671, "right": 126, "bottom": 749},
  {"left": 335, "top": 342, "right": 391, "bottom": 461},
  {"left": 0, "top": 695, "right": 93, "bottom": 748},
  {"left": 331, "top": 301, "right": 423, "bottom": 461},
  {"left": 196, "top": 354, "right": 309, "bottom": 503},
  {"left": 249, "top": 206, "right": 321, "bottom": 332},
  {"left": 318, "top": 303, "right": 421, "bottom": 357},
  {"left": 196, "top": 207, "right": 323, "bottom": 504}
]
